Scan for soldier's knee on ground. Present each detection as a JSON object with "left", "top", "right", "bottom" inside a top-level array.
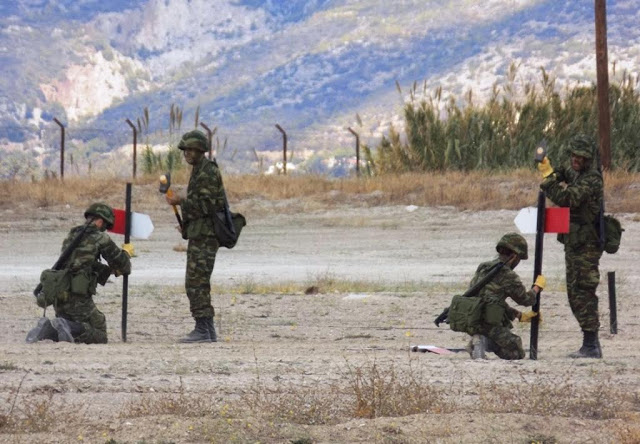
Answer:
[{"left": 26, "top": 317, "right": 59, "bottom": 343}]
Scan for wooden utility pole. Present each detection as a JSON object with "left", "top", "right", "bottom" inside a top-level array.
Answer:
[{"left": 595, "top": 0, "right": 611, "bottom": 169}]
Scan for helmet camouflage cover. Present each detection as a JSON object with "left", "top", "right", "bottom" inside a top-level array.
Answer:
[
  {"left": 84, "top": 203, "right": 115, "bottom": 229},
  {"left": 496, "top": 232, "right": 528, "bottom": 260},
  {"left": 568, "top": 134, "right": 596, "bottom": 160},
  {"left": 178, "top": 130, "right": 209, "bottom": 152}
]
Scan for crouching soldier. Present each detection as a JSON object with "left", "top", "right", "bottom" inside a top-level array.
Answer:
[
  {"left": 448, "top": 233, "right": 545, "bottom": 359},
  {"left": 27, "top": 203, "right": 133, "bottom": 344}
]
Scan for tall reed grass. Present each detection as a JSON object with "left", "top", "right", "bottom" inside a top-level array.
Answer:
[{"left": 368, "top": 65, "right": 640, "bottom": 173}]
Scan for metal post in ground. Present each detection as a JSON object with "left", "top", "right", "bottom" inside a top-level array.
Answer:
[
  {"left": 529, "top": 190, "right": 546, "bottom": 360},
  {"left": 348, "top": 127, "right": 360, "bottom": 177},
  {"left": 275, "top": 124, "right": 287, "bottom": 175},
  {"left": 125, "top": 119, "right": 137, "bottom": 179},
  {"left": 608, "top": 271, "right": 617, "bottom": 334},
  {"left": 122, "top": 183, "right": 132, "bottom": 342}
]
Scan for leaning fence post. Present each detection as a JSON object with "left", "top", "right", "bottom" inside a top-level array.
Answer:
[
  {"left": 53, "top": 118, "right": 65, "bottom": 180},
  {"left": 348, "top": 127, "right": 360, "bottom": 177},
  {"left": 200, "top": 122, "right": 217, "bottom": 159},
  {"left": 275, "top": 124, "right": 287, "bottom": 175},
  {"left": 125, "top": 119, "right": 137, "bottom": 179}
]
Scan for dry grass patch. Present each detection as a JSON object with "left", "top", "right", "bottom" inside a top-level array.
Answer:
[
  {"left": 343, "top": 359, "right": 454, "bottom": 419},
  {"left": 239, "top": 359, "right": 453, "bottom": 426},
  {"left": 472, "top": 374, "right": 631, "bottom": 420},
  {"left": 0, "top": 392, "right": 83, "bottom": 433},
  {"left": 3, "top": 170, "right": 639, "bottom": 213}
]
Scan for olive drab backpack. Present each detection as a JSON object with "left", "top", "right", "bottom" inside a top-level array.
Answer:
[
  {"left": 33, "top": 219, "right": 93, "bottom": 307},
  {"left": 37, "top": 269, "right": 72, "bottom": 308},
  {"left": 211, "top": 158, "right": 246, "bottom": 249},
  {"left": 603, "top": 214, "right": 624, "bottom": 254},
  {"left": 448, "top": 294, "right": 484, "bottom": 335}
]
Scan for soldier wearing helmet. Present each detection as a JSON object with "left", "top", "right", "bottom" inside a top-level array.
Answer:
[
  {"left": 165, "top": 129, "right": 226, "bottom": 343},
  {"left": 454, "top": 233, "right": 545, "bottom": 360},
  {"left": 537, "top": 134, "right": 604, "bottom": 358},
  {"left": 27, "top": 203, "right": 133, "bottom": 344}
]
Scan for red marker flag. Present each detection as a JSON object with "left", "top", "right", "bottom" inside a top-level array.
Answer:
[
  {"left": 109, "top": 209, "right": 155, "bottom": 239},
  {"left": 544, "top": 207, "right": 570, "bottom": 233},
  {"left": 514, "top": 207, "right": 569, "bottom": 234}
]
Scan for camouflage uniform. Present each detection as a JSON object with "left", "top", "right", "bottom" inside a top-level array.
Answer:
[
  {"left": 54, "top": 223, "right": 131, "bottom": 343},
  {"left": 176, "top": 130, "right": 226, "bottom": 342},
  {"left": 27, "top": 203, "right": 131, "bottom": 345},
  {"left": 540, "top": 135, "right": 603, "bottom": 357},
  {"left": 181, "top": 156, "right": 225, "bottom": 319},
  {"left": 468, "top": 254, "right": 537, "bottom": 360},
  {"left": 540, "top": 137, "right": 603, "bottom": 331}
]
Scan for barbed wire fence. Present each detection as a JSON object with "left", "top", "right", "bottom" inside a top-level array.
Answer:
[{"left": 0, "top": 119, "right": 368, "bottom": 181}]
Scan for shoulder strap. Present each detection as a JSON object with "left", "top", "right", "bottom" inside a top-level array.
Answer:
[{"left": 462, "top": 254, "right": 517, "bottom": 298}]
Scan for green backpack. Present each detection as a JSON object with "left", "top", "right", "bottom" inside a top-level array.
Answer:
[
  {"left": 603, "top": 214, "right": 624, "bottom": 254},
  {"left": 448, "top": 294, "right": 484, "bottom": 335},
  {"left": 37, "top": 269, "right": 72, "bottom": 308}
]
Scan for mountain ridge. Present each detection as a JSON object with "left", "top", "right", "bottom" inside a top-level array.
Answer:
[{"left": 1, "top": 0, "right": 638, "bottom": 175}]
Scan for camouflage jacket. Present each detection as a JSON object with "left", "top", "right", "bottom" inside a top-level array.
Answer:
[
  {"left": 62, "top": 224, "right": 131, "bottom": 294},
  {"left": 540, "top": 165, "right": 603, "bottom": 248},
  {"left": 470, "top": 256, "right": 537, "bottom": 327},
  {"left": 181, "top": 157, "right": 226, "bottom": 240}
]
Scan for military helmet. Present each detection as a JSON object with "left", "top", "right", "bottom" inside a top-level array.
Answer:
[
  {"left": 496, "top": 232, "right": 528, "bottom": 260},
  {"left": 84, "top": 203, "right": 115, "bottom": 229},
  {"left": 568, "top": 134, "right": 596, "bottom": 160},
  {"left": 178, "top": 130, "right": 209, "bottom": 152}
]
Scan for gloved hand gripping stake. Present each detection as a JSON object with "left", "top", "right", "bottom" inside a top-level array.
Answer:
[{"left": 159, "top": 173, "right": 183, "bottom": 231}]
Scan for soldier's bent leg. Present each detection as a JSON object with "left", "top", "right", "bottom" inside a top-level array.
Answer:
[
  {"left": 185, "top": 238, "right": 218, "bottom": 319},
  {"left": 487, "top": 326, "right": 525, "bottom": 360},
  {"left": 56, "top": 297, "right": 108, "bottom": 344}
]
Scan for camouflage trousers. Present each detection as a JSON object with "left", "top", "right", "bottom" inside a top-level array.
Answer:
[
  {"left": 54, "top": 294, "right": 107, "bottom": 344},
  {"left": 185, "top": 236, "right": 219, "bottom": 319},
  {"left": 479, "top": 325, "right": 525, "bottom": 360},
  {"left": 565, "top": 244, "right": 602, "bottom": 332}
]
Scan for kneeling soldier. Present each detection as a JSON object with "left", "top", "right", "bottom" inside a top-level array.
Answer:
[
  {"left": 449, "top": 233, "right": 545, "bottom": 359},
  {"left": 27, "top": 203, "right": 132, "bottom": 344}
]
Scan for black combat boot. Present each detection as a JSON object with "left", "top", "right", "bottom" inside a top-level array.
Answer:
[
  {"left": 26, "top": 318, "right": 59, "bottom": 343},
  {"left": 569, "top": 330, "right": 602, "bottom": 359},
  {"left": 203, "top": 317, "right": 217, "bottom": 342},
  {"left": 179, "top": 318, "right": 212, "bottom": 343},
  {"left": 466, "top": 334, "right": 487, "bottom": 359},
  {"left": 51, "top": 318, "right": 77, "bottom": 343}
]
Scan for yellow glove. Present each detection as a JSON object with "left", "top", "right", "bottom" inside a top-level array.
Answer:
[
  {"left": 519, "top": 310, "right": 540, "bottom": 323},
  {"left": 534, "top": 274, "right": 546, "bottom": 290},
  {"left": 122, "top": 243, "right": 135, "bottom": 257},
  {"left": 537, "top": 157, "right": 554, "bottom": 178}
]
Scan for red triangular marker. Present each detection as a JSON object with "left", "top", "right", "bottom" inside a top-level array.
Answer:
[
  {"left": 109, "top": 209, "right": 154, "bottom": 239},
  {"left": 545, "top": 207, "right": 570, "bottom": 233}
]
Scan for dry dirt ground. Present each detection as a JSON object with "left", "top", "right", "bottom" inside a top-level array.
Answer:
[{"left": 1, "top": 198, "right": 639, "bottom": 443}]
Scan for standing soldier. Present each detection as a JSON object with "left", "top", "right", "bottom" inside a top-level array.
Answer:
[
  {"left": 537, "top": 134, "right": 604, "bottom": 358},
  {"left": 449, "top": 233, "right": 545, "bottom": 360},
  {"left": 27, "top": 203, "right": 133, "bottom": 344},
  {"left": 165, "top": 130, "right": 225, "bottom": 343}
]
